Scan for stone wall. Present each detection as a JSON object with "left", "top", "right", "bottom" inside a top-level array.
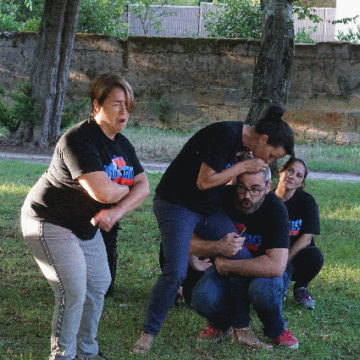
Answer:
[{"left": 0, "top": 32, "right": 359, "bottom": 144}]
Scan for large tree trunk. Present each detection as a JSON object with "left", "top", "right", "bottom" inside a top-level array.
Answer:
[
  {"left": 15, "top": 0, "right": 80, "bottom": 148},
  {"left": 246, "top": 0, "right": 295, "bottom": 125}
]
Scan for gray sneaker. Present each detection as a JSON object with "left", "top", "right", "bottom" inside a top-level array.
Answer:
[{"left": 293, "top": 287, "right": 315, "bottom": 310}]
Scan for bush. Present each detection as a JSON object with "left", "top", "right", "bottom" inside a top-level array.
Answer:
[
  {"left": 0, "top": 83, "right": 39, "bottom": 133},
  {"left": 0, "top": 0, "right": 42, "bottom": 31},
  {"left": 295, "top": 26, "right": 317, "bottom": 43},
  {"left": 336, "top": 27, "right": 360, "bottom": 43},
  {"left": 61, "top": 98, "right": 89, "bottom": 130},
  {"left": 77, "top": 0, "right": 129, "bottom": 38},
  {"left": 203, "top": 0, "right": 262, "bottom": 40}
]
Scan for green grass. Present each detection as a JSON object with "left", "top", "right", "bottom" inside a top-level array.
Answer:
[
  {"left": 1, "top": 123, "right": 360, "bottom": 173},
  {"left": 0, "top": 160, "right": 359, "bottom": 359}
]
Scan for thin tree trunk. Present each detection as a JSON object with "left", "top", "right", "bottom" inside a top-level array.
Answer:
[
  {"left": 15, "top": 0, "right": 80, "bottom": 148},
  {"left": 246, "top": 0, "right": 295, "bottom": 125},
  {"left": 50, "top": 1, "right": 81, "bottom": 143}
]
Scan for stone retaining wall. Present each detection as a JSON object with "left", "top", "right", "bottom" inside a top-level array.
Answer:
[{"left": 0, "top": 32, "right": 359, "bottom": 144}]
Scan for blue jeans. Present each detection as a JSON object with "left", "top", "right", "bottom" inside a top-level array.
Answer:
[
  {"left": 192, "top": 264, "right": 292, "bottom": 338},
  {"left": 143, "top": 197, "right": 240, "bottom": 336}
]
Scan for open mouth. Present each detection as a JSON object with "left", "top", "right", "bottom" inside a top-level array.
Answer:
[{"left": 241, "top": 199, "right": 252, "bottom": 209}]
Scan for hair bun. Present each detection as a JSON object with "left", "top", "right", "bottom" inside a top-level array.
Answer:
[{"left": 264, "top": 104, "right": 284, "bottom": 121}]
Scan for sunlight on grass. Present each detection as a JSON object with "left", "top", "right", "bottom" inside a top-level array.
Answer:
[{"left": 0, "top": 162, "right": 359, "bottom": 360}]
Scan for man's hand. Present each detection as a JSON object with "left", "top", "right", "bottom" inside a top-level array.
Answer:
[
  {"left": 91, "top": 208, "right": 119, "bottom": 232},
  {"left": 216, "top": 232, "right": 244, "bottom": 257},
  {"left": 214, "top": 256, "right": 229, "bottom": 276},
  {"left": 189, "top": 255, "right": 212, "bottom": 272}
]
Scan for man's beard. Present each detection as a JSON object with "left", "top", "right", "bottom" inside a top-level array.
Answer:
[{"left": 235, "top": 195, "right": 265, "bottom": 214}]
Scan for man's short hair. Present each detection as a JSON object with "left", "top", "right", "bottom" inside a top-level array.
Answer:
[{"left": 236, "top": 152, "right": 272, "bottom": 183}]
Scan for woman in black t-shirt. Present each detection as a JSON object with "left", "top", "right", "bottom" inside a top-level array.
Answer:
[
  {"left": 21, "top": 74, "right": 150, "bottom": 360},
  {"left": 133, "top": 105, "right": 295, "bottom": 354},
  {"left": 275, "top": 157, "right": 323, "bottom": 310}
]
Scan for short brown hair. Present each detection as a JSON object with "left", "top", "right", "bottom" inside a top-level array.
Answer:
[{"left": 89, "top": 73, "right": 135, "bottom": 114}]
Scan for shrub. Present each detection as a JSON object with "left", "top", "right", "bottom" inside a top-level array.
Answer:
[
  {"left": 0, "top": 83, "right": 39, "bottom": 133},
  {"left": 203, "top": 0, "right": 262, "bottom": 40}
]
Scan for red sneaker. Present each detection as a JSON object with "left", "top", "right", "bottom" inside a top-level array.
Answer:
[
  {"left": 199, "top": 324, "right": 232, "bottom": 342},
  {"left": 272, "top": 329, "right": 298, "bottom": 349}
]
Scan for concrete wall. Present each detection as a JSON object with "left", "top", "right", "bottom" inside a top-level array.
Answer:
[{"left": 1, "top": 32, "right": 359, "bottom": 144}]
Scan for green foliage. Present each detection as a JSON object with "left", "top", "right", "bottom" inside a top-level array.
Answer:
[
  {"left": 333, "top": 16, "right": 360, "bottom": 44},
  {"left": 77, "top": 0, "right": 129, "bottom": 38},
  {"left": 0, "top": 83, "right": 39, "bottom": 133},
  {"left": 293, "top": 1, "right": 323, "bottom": 23},
  {"left": 203, "top": 0, "right": 262, "bottom": 40},
  {"left": 130, "top": 0, "right": 176, "bottom": 36},
  {"left": 0, "top": 0, "right": 43, "bottom": 31},
  {"left": 295, "top": 26, "right": 317, "bottom": 43},
  {"left": 336, "top": 26, "right": 360, "bottom": 43},
  {"left": 204, "top": 0, "right": 324, "bottom": 41},
  {"left": 61, "top": 98, "right": 89, "bottom": 130}
]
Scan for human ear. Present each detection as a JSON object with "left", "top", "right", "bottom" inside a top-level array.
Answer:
[
  {"left": 258, "top": 134, "right": 268, "bottom": 145},
  {"left": 265, "top": 180, "right": 271, "bottom": 194},
  {"left": 93, "top": 99, "right": 101, "bottom": 114}
]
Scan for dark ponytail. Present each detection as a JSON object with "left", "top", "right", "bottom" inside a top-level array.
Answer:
[{"left": 255, "top": 104, "right": 294, "bottom": 156}]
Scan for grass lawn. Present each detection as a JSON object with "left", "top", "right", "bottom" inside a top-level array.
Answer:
[{"left": 0, "top": 160, "right": 359, "bottom": 360}]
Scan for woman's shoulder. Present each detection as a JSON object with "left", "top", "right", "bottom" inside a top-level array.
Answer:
[
  {"left": 59, "top": 118, "right": 98, "bottom": 146},
  {"left": 294, "top": 189, "right": 317, "bottom": 206}
]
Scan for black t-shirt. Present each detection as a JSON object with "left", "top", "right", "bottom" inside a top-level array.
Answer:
[
  {"left": 22, "top": 118, "right": 144, "bottom": 240},
  {"left": 223, "top": 187, "right": 290, "bottom": 257},
  {"left": 180, "top": 187, "right": 290, "bottom": 304},
  {"left": 156, "top": 121, "right": 245, "bottom": 215},
  {"left": 282, "top": 189, "right": 320, "bottom": 247}
]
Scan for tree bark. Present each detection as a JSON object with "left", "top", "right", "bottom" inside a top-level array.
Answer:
[
  {"left": 15, "top": 0, "right": 80, "bottom": 148},
  {"left": 246, "top": 0, "right": 295, "bottom": 125}
]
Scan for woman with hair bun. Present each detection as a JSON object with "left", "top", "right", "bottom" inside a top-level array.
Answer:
[
  {"left": 133, "top": 105, "right": 295, "bottom": 354},
  {"left": 275, "top": 157, "right": 323, "bottom": 310}
]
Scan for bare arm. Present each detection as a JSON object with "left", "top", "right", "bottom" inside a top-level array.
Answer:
[
  {"left": 215, "top": 248, "right": 288, "bottom": 278},
  {"left": 91, "top": 172, "right": 150, "bottom": 231},
  {"left": 78, "top": 171, "right": 129, "bottom": 203},
  {"left": 190, "top": 232, "right": 244, "bottom": 258},
  {"left": 289, "top": 234, "right": 313, "bottom": 261},
  {"left": 196, "top": 159, "right": 267, "bottom": 191}
]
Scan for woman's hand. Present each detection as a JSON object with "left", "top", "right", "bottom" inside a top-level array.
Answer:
[
  {"left": 189, "top": 255, "right": 212, "bottom": 272},
  {"left": 242, "top": 158, "right": 267, "bottom": 173},
  {"left": 91, "top": 207, "right": 119, "bottom": 232}
]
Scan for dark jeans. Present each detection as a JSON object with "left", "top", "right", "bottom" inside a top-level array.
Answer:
[
  {"left": 143, "top": 197, "right": 238, "bottom": 336},
  {"left": 291, "top": 246, "right": 324, "bottom": 289},
  {"left": 101, "top": 224, "right": 119, "bottom": 296},
  {"left": 192, "top": 265, "right": 292, "bottom": 338}
]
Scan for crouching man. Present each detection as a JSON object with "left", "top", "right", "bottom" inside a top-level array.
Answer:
[{"left": 190, "top": 167, "right": 298, "bottom": 349}]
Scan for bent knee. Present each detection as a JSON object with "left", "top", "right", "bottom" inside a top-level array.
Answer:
[{"left": 249, "top": 277, "right": 283, "bottom": 306}]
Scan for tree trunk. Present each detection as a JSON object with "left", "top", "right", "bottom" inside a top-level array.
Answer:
[
  {"left": 246, "top": 0, "right": 295, "bottom": 125},
  {"left": 15, "top": 0, "right": 80, "bottom": 148}
]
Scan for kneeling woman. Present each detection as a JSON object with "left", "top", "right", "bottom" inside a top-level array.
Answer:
[
  {"left": 21, "top": 74, "right": 149, "bottom": 360},
  {"left": 275, "top": 157, "right": 324, "bottom": 309}
]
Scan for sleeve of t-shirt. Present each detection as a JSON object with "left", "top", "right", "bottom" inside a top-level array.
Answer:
[
  {"left": 122, "top": 137, "right": 144, "bottom": 176},
  {"left": 263, "top": 199, "right": 290, "bottom": 250},
  {"left": 300, "top": 193, "right": 320, "bottom": 235},
  {"left": 62, "top": 135, "right": 105, "bottom": 180},
  {"left": 200, "top": 125, "right": 235, "bottom": 173}
]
